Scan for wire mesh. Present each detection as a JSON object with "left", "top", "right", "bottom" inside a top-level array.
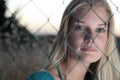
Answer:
[{"left": 0, "top": 0, "right": 120, "bottom": 80}]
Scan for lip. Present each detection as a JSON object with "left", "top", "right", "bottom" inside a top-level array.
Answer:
[{"left": 81, "top": 48, "right": 97, "bottom": 52}]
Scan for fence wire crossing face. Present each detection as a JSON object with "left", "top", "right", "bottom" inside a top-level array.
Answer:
[
  {"left": 0, "top": 0, "right": 120, "bottom": 80},
  {"left": 64, "top": 5, "right": 118, "bottom": 80}
]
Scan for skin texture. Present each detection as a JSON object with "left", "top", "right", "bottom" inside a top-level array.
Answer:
[{"left": 68, "top": 6, "right": 109, "bottom": 63}]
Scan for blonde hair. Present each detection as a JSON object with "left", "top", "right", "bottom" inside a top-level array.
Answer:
[{"left": 47, "top": 0, "right": 120, "bottom": 80}]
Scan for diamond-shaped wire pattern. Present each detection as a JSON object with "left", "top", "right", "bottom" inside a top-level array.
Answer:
[{"left": 0, "top": 0, "right": 120, "bottom": 80}]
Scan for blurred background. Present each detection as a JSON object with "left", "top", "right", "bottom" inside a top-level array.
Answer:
[
  {"left": 0, "top": 0, "right": 120, "bottom": 80},
  {"left": 6, "top": 0, "right": 72, "bottom": 35}
]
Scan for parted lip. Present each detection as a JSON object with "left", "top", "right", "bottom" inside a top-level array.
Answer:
[{"left": 81, "top": 47, "right": 97, "bottom": 52}]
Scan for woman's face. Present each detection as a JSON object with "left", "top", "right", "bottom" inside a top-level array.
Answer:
[{"left": 68, "top": 6, "right": 109, "bottom": 63}]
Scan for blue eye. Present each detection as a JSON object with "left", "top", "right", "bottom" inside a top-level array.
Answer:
[
  {"left": 96, "top": 28, "right": 105, "bottom": 33},
  {"left": 75, "top": 25, "right": 83, "bottom": 31}
]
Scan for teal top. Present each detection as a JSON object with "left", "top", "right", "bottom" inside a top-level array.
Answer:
[
  {"left": 26, "top": 65, "right": 64, "bottom": 80},
  {"left": 26, "top": 70, "right": 55, "bottom": 80},
  {"left": 26, "top": 66, "right": 93, "bottom": 80}
]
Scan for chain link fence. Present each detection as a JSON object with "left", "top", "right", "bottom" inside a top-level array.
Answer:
[{"left": 0, "top": 0, "right": 120, "bottom": 80}]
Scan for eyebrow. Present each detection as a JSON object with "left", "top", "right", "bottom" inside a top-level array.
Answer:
[
  {"left": 98, "top": 23, "right": 106, "bottom": 26},
  {"left": 78, "top": 20, "right": 107, "bottom": 27}
]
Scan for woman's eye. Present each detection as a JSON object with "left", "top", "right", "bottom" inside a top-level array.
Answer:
[
  {"left": 96, "top": 28, "right": 105, "bottom": 33},
  {"left": 75, "top": 25, "right": 83, "bottom": 31}
]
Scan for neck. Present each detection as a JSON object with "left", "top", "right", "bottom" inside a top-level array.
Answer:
[{"left": 60, "top": 59, "right": 90, "bottom": 80}]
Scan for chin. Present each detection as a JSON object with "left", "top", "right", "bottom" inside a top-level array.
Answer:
[{"left": 82, "top": 56, "right": 101, "bottom": 63}]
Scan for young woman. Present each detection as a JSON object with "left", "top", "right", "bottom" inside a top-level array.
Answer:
[{"left": 27, "top": 0, "right": 120, "bottom": 80}]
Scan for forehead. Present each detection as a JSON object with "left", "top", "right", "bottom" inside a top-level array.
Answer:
[{"left": 72, "top": 5, "right": 109, "bottom": 23}]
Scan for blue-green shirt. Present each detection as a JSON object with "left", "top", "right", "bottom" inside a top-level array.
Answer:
[
  {"left": 26, "top": 70, "right": 55, "bottom": 80},
  {"left": 27, "top": 65, "right": 64, "bottom": 80},
  {"left": 26, "top": 66, "right": 92, "bottom": 80}
]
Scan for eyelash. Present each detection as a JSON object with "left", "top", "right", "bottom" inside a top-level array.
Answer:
[
  {"left": 74, "top": 25, "right": 106, "bottom": 34},
  {"left": 96, "top": 28, "right": 106, "bottom": 33},
  {"left": 74, "top": 25, "right": 84, "bottom": 31}
]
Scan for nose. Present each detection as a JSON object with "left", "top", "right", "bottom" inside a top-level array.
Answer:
[
  {"left": 84, "top": 36, "right": 91, "bottom": 44},
  {"left": 84, "top": 29, "right": 94, "bottom": 44}
]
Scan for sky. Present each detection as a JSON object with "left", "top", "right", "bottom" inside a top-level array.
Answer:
[{"left": 5, "top": 0, "right": 120, "bottom": 35}]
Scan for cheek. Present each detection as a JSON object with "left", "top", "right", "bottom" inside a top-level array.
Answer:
[
  {"left": 68, "top": 32, "right": 83, "bottom": 47},
  {"left": 95, "top": 35, "right": 107, "bottom": 51}
]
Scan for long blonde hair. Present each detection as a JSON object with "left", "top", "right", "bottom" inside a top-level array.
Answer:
[{"left": 47, "top": 0, "right": 120, "bottom": 80}]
